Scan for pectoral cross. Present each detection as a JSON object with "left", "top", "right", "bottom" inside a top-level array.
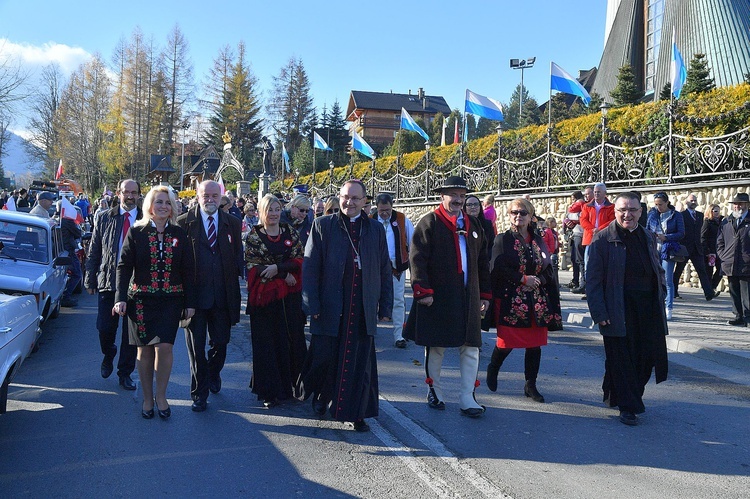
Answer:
[{"left": 354, "top": 255, "right": 362, "bottom": 269}]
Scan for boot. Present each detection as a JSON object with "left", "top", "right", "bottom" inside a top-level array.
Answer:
[
  {"left": 458, "top": 346, "right": 485, "bottom": 418},
  {"left": 524, "top": 381, "right": 545, "bottom": 403},
  {"left": 425, "top": 347, "right": 445, "bottom": 410},
  {"left": 486, "top": 347, "right": 511, "bottom": 392}
]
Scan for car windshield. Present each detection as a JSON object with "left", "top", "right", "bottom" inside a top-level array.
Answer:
[{"left": 0, "top": 222, "right": 49, "bottom": 264}]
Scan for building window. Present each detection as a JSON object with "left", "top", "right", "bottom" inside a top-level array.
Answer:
[{"left": 645, "top": 0, "right": 665, "bottom": 94}]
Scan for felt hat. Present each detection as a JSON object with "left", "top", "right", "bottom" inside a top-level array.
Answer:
[{"left": 434, "top": 176, "right": 470, "bottom": 193}]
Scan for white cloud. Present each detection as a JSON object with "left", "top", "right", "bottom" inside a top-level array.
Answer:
[{"left": 0, "top": 38, "right": 92, "bottom": 76}]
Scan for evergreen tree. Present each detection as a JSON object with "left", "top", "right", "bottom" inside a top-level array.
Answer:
[
  {"left": 745, "top": 72, "right": 750, "bottom": 84},
  {"left": 160, "top": 24, "right": 194, "bottom": 157},
  {"left": 326, "top": 100, "right": 349, "bottom": 166},
  {"left": 548, "top": 92, "right": 573, "bottom": 124},
  {"left": 659, "top": 83, "right": 672, "bottom": 101},
  {"left": 267, "top": 57, "right": 315, "bottom": 156},
  {"left": 683, "top": 53, "right": 715, "bottom": 95},
  {"left": 292, "top": 137, "right": 313, "bottom": 174},
  {"left": 610, "top": 64, "right": 644, "bottom": 106}
]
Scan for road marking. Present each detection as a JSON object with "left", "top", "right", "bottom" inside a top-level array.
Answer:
[
  {"left": 373, "top": 398, "right": 512, "bottom": 499},
  {"left": 11, "top": 383, "right": 117, "bottom": 395}
]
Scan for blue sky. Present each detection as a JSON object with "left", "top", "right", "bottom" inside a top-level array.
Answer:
[{"left": 1, "top": 0, "right": 608, "bottom": 136}]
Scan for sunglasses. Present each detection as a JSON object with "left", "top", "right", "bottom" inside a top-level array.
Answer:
[
  {"left": 510, "top": 210, "right": 529, "bottom": 216},
  {"left": 297, "top": 208, "right": 309, "bottom": 213},
  {"left": 326, "top": 208, "right": 340, "bottom": 214}
]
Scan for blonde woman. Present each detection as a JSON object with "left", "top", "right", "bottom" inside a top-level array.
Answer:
[{"left": 114, "top": 186, "right": 196, "bottom": 420}]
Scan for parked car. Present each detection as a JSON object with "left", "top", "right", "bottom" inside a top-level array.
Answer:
[
  {"left": 0, "top": 294, "right": 41, "bottom": 413},
  {"left": 0, "top": 211, "right": 71, "bottom": 323}
]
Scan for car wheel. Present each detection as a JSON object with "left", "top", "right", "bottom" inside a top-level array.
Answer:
[
  {"left": 0, "top": 369, "right": 10, "bottom": 414},
  {"left": 49, "top": 299, "right": 61, "bottom": 320}
]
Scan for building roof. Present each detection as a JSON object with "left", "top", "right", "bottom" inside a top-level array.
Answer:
[
  {"left": 592, "top": 0, "right": 750, "bottom": 103},
  {"left": 346, "top": 90, "right": 451, "bottom": 119},
  {"left": 149, "top": 155, "right": 174, "bottom": 174},
  {"left": 184, "top": 146, "right": 221, "bottom": 176}
]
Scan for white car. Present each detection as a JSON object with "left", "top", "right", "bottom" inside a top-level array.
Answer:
[
  {"left": 0, "top": 211, "right": 71, "bottom": 323},
  {"left": 0, "top": 294, "right": 41, "bottom": 413}
]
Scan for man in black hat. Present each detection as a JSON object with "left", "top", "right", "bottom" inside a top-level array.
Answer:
[
  {"left": 717, "top": 192, "right": 750, "bottom": 326},
  {"left": 404, "top": 176, "right": 491, "bottom": 418}
]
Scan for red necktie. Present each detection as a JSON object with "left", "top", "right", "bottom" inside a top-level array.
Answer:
[
  {"left": 207, "top": 216, "right": 216, "bottom": 248},
  {"left": 122, "top": 212, "right": 131, "bottom": 240}
]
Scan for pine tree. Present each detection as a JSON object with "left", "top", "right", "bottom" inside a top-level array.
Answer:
[
  {"left": 326, "top": 100, "right": 349, "bottom": 165},
  {"left": 267, "top": 57, "right": 315, "bottom": 155},
  {"left": 610, "top": 64, "right": 644, "bottom": 106},
  {"left": 683, "top": 53, "right": 715, "bottom": 95},
  {"left": 659, "top": 83, "right": 672, "bottom": 101}
]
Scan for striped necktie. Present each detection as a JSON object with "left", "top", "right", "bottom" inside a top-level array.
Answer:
[{"left": 207, "top": 216, "right": 216, "bottom": 248}]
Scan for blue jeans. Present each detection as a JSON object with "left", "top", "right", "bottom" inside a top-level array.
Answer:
[{"left": 661, "top": 259, "right": 675, "bottom": 310}]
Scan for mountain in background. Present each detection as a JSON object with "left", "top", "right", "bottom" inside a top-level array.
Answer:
[{"left": 2, "top": 131, "right": 44, "bottom": 183}]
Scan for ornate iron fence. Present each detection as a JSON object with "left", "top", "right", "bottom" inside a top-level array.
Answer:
[{"left": 305, "top": 123, "right": 750, "bottom": 202}]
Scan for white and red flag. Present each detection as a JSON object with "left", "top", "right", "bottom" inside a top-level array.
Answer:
[
  {"left": 60, "top": 196, "right": 85, "bottom": 224},
  {"left": 55, "top": 159, "right": 64, "bottom": 179}
]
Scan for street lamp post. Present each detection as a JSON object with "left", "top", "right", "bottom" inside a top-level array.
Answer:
[
  {"left": 329, "top": 160, "right": 335, "bottom": 193},
  {"left": 510, "top": 57, "right": 536, "bottom": 120},
  {"left": 179, "top": 122, "right": 191, "bottom": 191},
  {"left": 600, "top": 102, "right": 610, "bottom": 182}
]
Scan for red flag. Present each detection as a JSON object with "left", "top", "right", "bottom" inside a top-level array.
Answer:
[
  {"left": 453, "top": 119, "right": 459, "bottom": 144},
  {"left": 55, "top": 159, "right": 63, "bottom": 180},
  {"left": 60, "top": 196, "right": 85, "bottom": 224}
]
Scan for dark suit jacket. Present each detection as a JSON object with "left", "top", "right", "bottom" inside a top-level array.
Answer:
[
  {"left": 177, "top": 207, "right": 243, "bottom": 325},
  {"left": 680, "top": 209, "right": 705, "bottom": 255}
]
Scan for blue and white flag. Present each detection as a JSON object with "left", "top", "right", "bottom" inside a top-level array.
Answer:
[
  {"left": 282, "top": 143, "right": 290, "bottom": 172},
  {"left": 550, "top": 62, "right": 591, "bottom": 106},
  {"left": 465, "top": 89, "right": 504, "bottom": 121},
  {"left": 313, "top": 131, "right": 333, "bottom": 151},
  {"left": 400, "top": 107, "right": 430, "bottom": 141},
  {"left": 671, "top": 28, "right": 687, "bottom": 99},
  {"left": 351, "top": 130, "right": 375, "bottom": 159}
]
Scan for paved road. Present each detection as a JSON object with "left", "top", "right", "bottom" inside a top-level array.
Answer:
[{"left": 1, "top": 280, "right": 749, "bottom": 498}]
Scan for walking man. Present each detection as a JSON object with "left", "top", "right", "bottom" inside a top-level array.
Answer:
[
  {"left": 673, "top": 193, "right": 720, "bottom": 301},
  {"left": 586, "top": 192, "right": 668, "bottom": 426},
  {"left": 299, "top": 179, "right": 392, "bottom": 432},
  {"left": 404, "top": 176, "right": 491, "bottom": 418},
  {"left": 85, "top": 179, "right": 140, "bottom": 390},
  {"left": 178, "top": 180, "right": 243, "bottom": 411},
  {"left": 372, "top": 193, "right": 414, "bottom": 348},
  {"left": 716, "top": 192, "right": 750, "bottom": 326}
]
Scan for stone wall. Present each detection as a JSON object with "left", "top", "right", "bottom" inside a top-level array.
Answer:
[{"left": 397, "top": 181, "right": 750, "bottom": 291}]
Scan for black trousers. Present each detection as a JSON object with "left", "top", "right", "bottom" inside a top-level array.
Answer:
[
  {"left": 705, "top": 255, "right": 724, "bottom": 290},
  {"left": 185, "top": 308, "right": 231, "bottom": 401},
  {"left": 570, "top": 235, "right": 584, "bottom": 284},
  {"left": 727, "top": 276, "right": 750, "bottom": 322},
  {"left": 96, "top": 291, "right": 136, "bottom": 377},
  {"left": 673, "top": 245, "right": 714, "bottom": 298},
  {"left": 490, "top": 346, "right": 542, "bottom": 382}
]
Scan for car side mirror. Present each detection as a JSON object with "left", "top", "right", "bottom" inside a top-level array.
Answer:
[{"left": 54, "top": 256, "right": 72, "bottom": 267}]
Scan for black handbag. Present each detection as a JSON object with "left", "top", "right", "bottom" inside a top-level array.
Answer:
[{"left": 669, "top": 244, "right": 690, "bottom": 263}]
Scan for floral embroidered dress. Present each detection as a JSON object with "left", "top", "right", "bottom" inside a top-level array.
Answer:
[
  {"left": 116, "top": 221, "right": 196, "bottom": 346},
  {"left": 490, "top": 229, "right": 562, "bottom": 349}
]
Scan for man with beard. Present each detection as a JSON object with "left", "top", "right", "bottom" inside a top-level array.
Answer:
[
  {"left": 178, "top": 180, "right": 243, "bottom": 412},
  {"left": 717, "top": 193, "right": 750, "bottom": 326},
  {"left": 404, "top": 176, "right": 491, "bottom": 418},
  {"left": 673, "top": 193, "right": 720, "bottom": 301},
  {"left": 299, "top": 179, "right": 392, "bottom": 432},
  {"left": 586, "top": 192, "right": 668, "bottom": 426},
  {"left": 85, "top": 179, "right": 140, "bottom": 390}
]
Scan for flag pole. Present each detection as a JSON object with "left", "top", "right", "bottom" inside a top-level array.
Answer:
[{"left": 546, "top": 62, "right": 553, "bottom": 192}]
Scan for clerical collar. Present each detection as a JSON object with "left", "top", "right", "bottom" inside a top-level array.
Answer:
[
  {"left": 616, "top": 222, "right": 638, "bottom": 233},
  {"left": 347, "top": 213, "right": 361, "bottom": 222}
]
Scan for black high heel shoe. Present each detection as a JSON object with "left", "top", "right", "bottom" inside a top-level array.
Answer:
[
  {"left": 156, "top": 400, "right": 171, "bottom": 419},
  {"left": 142, "top": 402, "right": 155, "bottom": 419}
]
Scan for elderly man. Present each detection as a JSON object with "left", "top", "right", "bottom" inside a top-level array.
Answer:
[
  {"left": 404, "top": 176, "right": 491, "bottom": 418},
  {"left": 586, "top": 192, "right": 668, "bottom": 426},
  {"left": 673, "top": 193, "right": 720, "bottom": 301},
  {"left": 573, "top": 183, "right": 615, "bottom": 295},
  {"left": 299, "top": 179, "right": 392, "bottom": 432},
  {"left": 30, "top": 192, "right": 55, "bottom": 218},
  {"left": 372, "top": 192, "right": 414, "bottom": 348},
  {"left": 178, "top": 180, "right": 243, "bottom": 412},
  {"left": 85, "top": 179, "right": 140, "bottom": 390},
  {"left": 717, "top": 192, "right": 750, "bottom": 326}
]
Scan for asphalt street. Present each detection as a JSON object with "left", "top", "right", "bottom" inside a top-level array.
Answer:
[{"left": 1, "top": 277, "right": 749, "bottom": 498}]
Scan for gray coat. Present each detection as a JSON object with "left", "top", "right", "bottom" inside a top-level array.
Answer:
[
  {"left": 302, "top": 213, "right": 393, "bottom": 337},
  {"left": 85, "top": 206, "right": 142, "bottom": 292},
  {"left": 586, "top": 222, "right": 668, "bottom": 338},
  {"left": 716, "top": 214, "right": 750, "bottom": 277}
]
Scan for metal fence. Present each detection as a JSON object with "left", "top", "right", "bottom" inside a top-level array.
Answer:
[{"left": 306, "top": 121, "right": 750, "bottom": 203}]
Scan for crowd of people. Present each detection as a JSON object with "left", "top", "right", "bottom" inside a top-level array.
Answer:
[{"left": 5, "top": 175, "right": 748, "bottom": 430}]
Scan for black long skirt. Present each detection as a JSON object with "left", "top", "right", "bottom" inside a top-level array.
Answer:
[
  {"left": 602, "top": 289, "right": 668, "bottom": 413},
  {"left": 297, "top": 313, "right": 379, "bottom": 422},
  {"left": 248, "top": 292, "right": 307, "bottom": 402}
]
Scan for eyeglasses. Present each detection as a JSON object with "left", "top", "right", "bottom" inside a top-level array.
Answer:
[
  {"left": 510, "top": 210, "right": 529, "bottom": 217},
  {"left": 616, "top": 208, "right": 641, "bottom": 214},
  {"left": 297, "top": 208, "right": 309, "bottom": 213},
  {"left": 465, "top": 202, "right": 481, "bottom": 208}
]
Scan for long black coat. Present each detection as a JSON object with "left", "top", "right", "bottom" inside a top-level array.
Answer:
[
  {"left": 302, "top": 212, "right": 393, "bottom": 337},
  {"left": 177, "top": 207, "right": 243, "bottom": 325},
  {"left": 404, "top": 207, "right": 491, "bottom": 348},
  {"left": 716, "top": 214, "right": 750, "bottom": 277}
]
